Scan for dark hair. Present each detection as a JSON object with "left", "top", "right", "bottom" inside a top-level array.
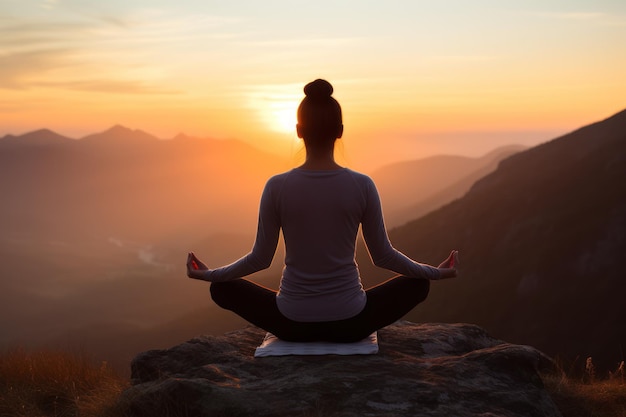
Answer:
[{"left": 297, "top": 79, "right": 343, "bottom": 147}]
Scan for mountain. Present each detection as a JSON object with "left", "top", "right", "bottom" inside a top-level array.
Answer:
[
  {"left": 371, "top": 145, "right": 525, "bottom": 227},
  {"left": 0, "top": 125, "right": 289, "bottom": 242},
  {"left": 79, "top": 125, "right": 157, "bottom": 144},
  {"left": 359, "top": 109, "right": 626, "bottom": 371},
  {"left": 0, "top": 128, "right": 73, "bottom": 147},
  {"left": 0, "top": 126, "right": 290, "bottom": 354}
]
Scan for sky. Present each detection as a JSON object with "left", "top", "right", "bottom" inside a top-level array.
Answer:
[{"left": 1, "top": 0, "right": 625, "bottom": 169}]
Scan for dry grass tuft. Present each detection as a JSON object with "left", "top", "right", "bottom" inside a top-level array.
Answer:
[
  {"left": 543, "top": 358, "right": 626, "bottom": 417},
  {"left": 0, "top": 347, "right": 130, "bottom": 417}
]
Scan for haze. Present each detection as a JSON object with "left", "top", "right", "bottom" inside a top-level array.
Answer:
[
  {"left": 2, "top": 0, "right": 626, "bottom": 169},
  {"left": 1, "top": 0, "right": 625, "bottom": 372}
]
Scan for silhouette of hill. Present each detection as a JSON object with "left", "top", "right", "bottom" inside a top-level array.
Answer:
[
  {"left": 0, "top": 128, "right": 73, "bottom": 147},
  {"left": 359, "top": 109, "right": 626, "bottom": 371},
  {"left": 80, "top": 125, "right": 157, "bottom": 145},
  {"left": 371, "top": 145, "right": 525, "bottom": 226},
  {"left": 0, "top": 125, "right": 288, "bottom": 242},
  {"left": 0, "top": 126, "right": 289, "bottom": 354}
]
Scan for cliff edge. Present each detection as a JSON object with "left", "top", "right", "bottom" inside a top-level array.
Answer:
[{"left": 123, "top": 321, "right": 561, "bottom": 417}]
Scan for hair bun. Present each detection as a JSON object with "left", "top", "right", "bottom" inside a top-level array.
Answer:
[{"left": 304, "top": 79, "right": 333, "bottom": 100}]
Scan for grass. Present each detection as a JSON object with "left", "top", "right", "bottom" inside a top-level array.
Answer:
[
  {"left": 0, "top": 348, "right": 130, "bottom": 417},
  {"left": 0, "top": 349, "right": 624, "bottom": 417},
  {"left": 543, "top": 358, "right": 626, "bottom": 417}
]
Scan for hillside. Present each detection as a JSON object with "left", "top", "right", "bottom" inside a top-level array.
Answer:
[
  {"left": 371, "top": 145, "right": 525, "bottom": 227},
  {"left": 360, "top": 109, "right": 626, "bottom": 371},
  {"left": 0, "top": 126, "right": 289, "bottom": 356},
  {"left": 0, "top": 125, "right": 288, "bottom": 242}
]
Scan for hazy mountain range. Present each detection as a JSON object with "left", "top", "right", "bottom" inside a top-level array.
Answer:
[
  {"left": 368, "top": 108, "right": 626, "bottom": 371},
  {"left": 1, "top": 109, "right": 623, "bottom": 374},
  {"left": 371, "top": 145, "right": 525, "bottom": 227}
]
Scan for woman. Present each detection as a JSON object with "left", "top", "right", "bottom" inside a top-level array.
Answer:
[{"left": 187, "top": 79, "right": 458, "bottom": 342}]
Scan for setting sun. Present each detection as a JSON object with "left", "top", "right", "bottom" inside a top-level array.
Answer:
[
  {"left": 1, "top": 1, "right": 624, "bottom": 169},
  {"left": 269, "top": 99, "right": 299, "bottom": 134},
  {"left": 247, "top": 85, "right": 302, "bottom": 136}
]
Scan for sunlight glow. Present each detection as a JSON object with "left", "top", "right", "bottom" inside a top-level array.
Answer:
[
  {"left": 270, "top": 99, "right": 299, "bottom": 134},
  {"left": 247, "top": 85, "right": 302, "bottom": 136},
  {"left": 2, "top": 1, "right": 625, "bottom": 167}
]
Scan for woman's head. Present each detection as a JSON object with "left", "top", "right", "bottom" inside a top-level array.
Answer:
[{"left": 297, "top": 79, "right": 343, "bottom": 149}]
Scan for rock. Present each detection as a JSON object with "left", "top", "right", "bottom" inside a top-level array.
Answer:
[{"left": 122, "top": 321, "right": 562, "bottom": 417}]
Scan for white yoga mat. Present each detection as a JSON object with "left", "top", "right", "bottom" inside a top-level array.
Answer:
[{"left": 254, "top": 332, "right": 379, "bottom": 357}]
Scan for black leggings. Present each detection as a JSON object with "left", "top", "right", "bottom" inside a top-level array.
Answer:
[{"left": 210, "top": 275, "right": 430, "bottom": 342}]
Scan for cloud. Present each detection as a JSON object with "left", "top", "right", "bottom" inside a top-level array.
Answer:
[
  {"left": 530, "top": 10, "right": 626, "bottom": 25},
  {"left": 235, "top": 36, "right": 362, "bottom": 48},
  {"left": 428, "top": 55, "right": 499, "bottom": 63},
  {"left": 0, "top": 49, "right": 71, "bottom": 89},
  {"left": 34, "top": 79, "right": 182, "bottom": 95},
  {"left": 0, "top": 46, "right": 178, "bottom": 94},
  {"left": 41, "top": 0, "right": 59, "bottom": 10},
  {"left": 0, "top": 21, "right": 87, "bottom": 52},
  {"left": 0, "top": 7, "right": 250, "bottom": 93},
  {"left": 0, "top": 16, "right": 182, "bottom": 94},
  {"left": 546, "top": 12, "right": 606, "bottom": 20}
]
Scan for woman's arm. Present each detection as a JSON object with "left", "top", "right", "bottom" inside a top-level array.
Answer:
[
  {"left": 186, "top": 180, "right": 281, "bottom": 282},
  {"left": 361, "top": 178, "right": 458, "bottom": 280}
]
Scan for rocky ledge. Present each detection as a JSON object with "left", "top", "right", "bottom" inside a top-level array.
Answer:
[{"left": 122, "top": 321, "right": 562, "bottom": 417}]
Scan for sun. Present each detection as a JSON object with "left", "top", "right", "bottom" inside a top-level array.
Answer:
[
  {"left": 246, "top": 84, "right": 302, "bottom": 136},
  {"left": 267, "top": 98, "right": 299, "bottom": 134}
]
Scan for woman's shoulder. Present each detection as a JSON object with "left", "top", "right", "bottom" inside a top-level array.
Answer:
[
  {"left": 344, "top": 168, "right": 375, "bottom": 186},
  {"left": 264, "top": 169, "right": 298, "bottom": 188},
  {"left": 266, "top": 167, "right": 374, "bottom": 187}
]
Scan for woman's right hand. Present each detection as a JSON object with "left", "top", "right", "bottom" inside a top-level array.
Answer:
[
  {"left": 186, "top": 252, "right": 209, "bottom": 281},
  {"left": 436, "top": 250, "right": 459, "bottom": 279}
]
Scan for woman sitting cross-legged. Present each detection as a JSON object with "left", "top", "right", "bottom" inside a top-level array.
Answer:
[{"left": 186, "top": 78, "right": 458, "bottom": 343}]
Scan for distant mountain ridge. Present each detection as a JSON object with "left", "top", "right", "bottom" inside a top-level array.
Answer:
[
  {"left": 0, "top": 128, "right": 73, "bottom": 147},
  {"left": 0, "top": 125, "right": 288, "bottom": 242},
  {"left": 0, "top": 125, "right": 526, "bottom": 240},
  {"left": 0, "top": 124, "right": 292, "bottom": 359},
  {"left": 358, "top": 108, "right": 626, "bottom": 371},
  {"left": 372, "top": 145, "right": 526, "bottom": 227}
]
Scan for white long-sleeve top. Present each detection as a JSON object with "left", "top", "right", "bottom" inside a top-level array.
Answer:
[{"left": 204, "top": 168, "right": 440, "bottom": 321}]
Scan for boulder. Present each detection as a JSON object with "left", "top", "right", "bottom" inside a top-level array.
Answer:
[{"left": 123, "top": 321, "right": 562, "bottom": 417}]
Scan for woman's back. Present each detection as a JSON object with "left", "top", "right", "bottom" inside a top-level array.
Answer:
[{"left": 270, "top": 168, "right": 372, "bottom": 321}]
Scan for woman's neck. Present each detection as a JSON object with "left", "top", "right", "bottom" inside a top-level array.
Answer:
[{"left": 299, "top": 146, "right": 342, "bottom": 170}]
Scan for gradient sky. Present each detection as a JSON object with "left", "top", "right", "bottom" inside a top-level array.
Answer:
[{"left": 2, "top": 0, "right": 625, "bottom": 169}]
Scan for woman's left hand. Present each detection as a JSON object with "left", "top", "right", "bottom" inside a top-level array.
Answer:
[
  {"left": 186, "top": 252, "right": 209, "bottom": 281},
  {"left": 436, "top": 250, "right": 459, "bottom": 279}
]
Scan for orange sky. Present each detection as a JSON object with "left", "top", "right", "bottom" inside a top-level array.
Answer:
[{"left": 2, "top": 1, "right": 625, "bottom": 170}]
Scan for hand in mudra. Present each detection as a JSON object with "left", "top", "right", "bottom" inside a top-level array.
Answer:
[
  {"left": 186, "top": 252, "right": 209, "bottom": 281},
  {"left": 436, "top": 250, "right": 459, "bottom": 279}
]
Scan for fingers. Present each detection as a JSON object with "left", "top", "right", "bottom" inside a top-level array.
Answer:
[
  {"left": 186, "top": 252, "right": 197, "bottom": 270},
  {"left": 186, "top": 252, "right": 199, "bottom": 277},
  {"left": 448, "top": 250, "right": 459, "bottom": 268}
]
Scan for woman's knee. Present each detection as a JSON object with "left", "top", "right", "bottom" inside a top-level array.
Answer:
[
  {"left": 210, "top": 281, "right": 234, "bottom": 309},
  {"left": 413, "top": 278, "right": 430, "bottom": 303},
  {"left": 394, "top": 275, "right": 430, "bottom": 302}
]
